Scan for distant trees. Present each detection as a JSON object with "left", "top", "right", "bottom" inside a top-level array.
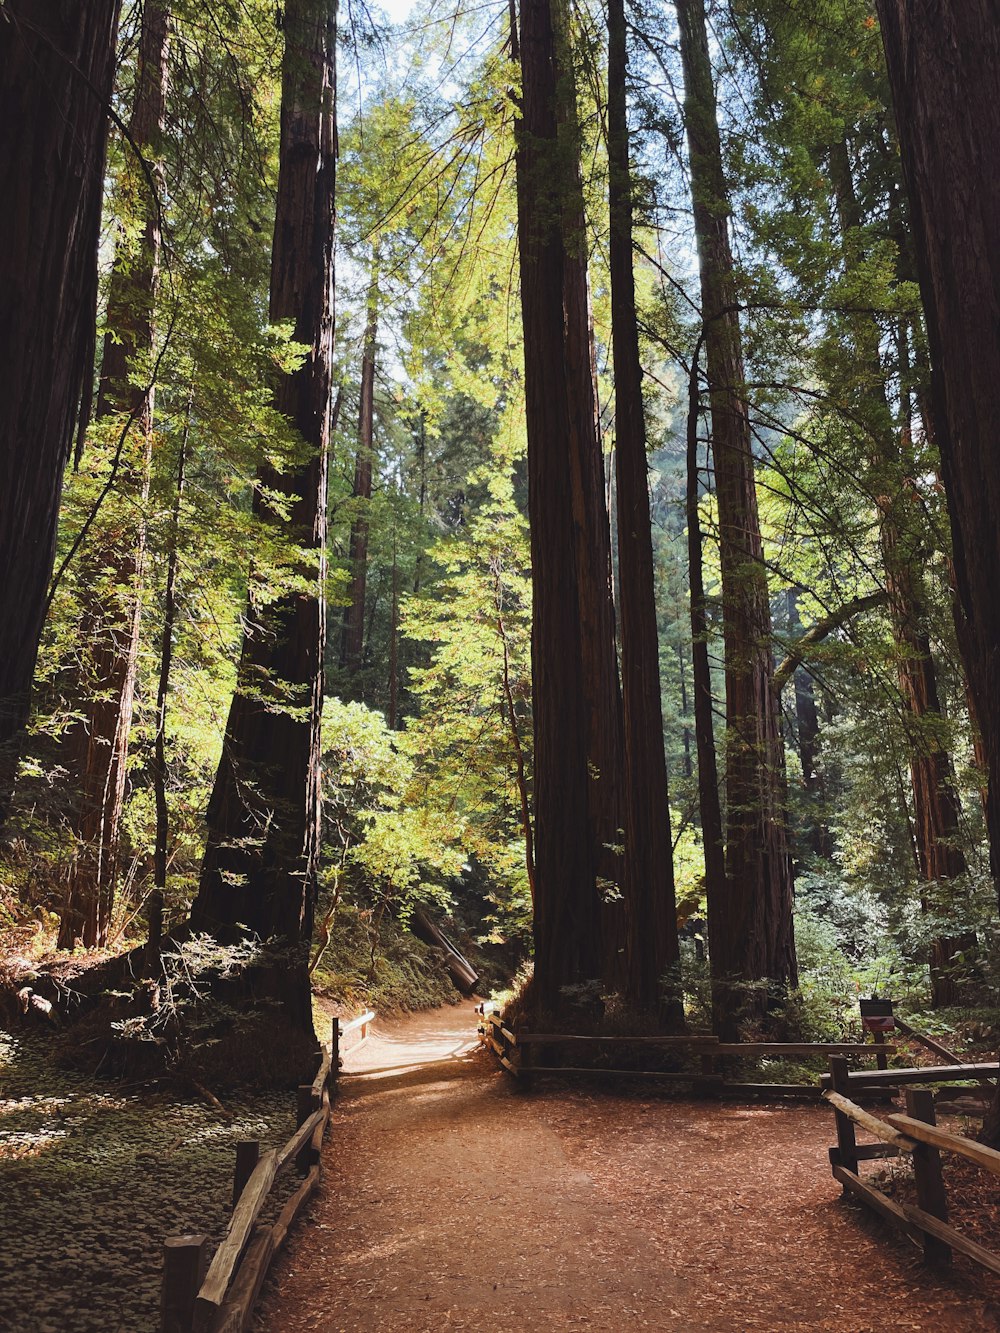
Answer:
[
  {"left": 0, "top": 0, "right": 122, "bottom": 822},
  {"left": 58, "top": 0, "right": 171, "bottom": 950}
]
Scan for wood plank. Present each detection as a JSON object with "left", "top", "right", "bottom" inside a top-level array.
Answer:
[
  {"left": 524, "top": 1064, "right": 723, "bottom": 1081},
  {"left": 513, "top": 1033, "right": 719, "bottom": 1047},
  {"left": 823, "top": 1091, "right": 917, "bottom": 1149},
  {"left": 715, "top": 1043, "right": 898, "bottom": 1058},
  {"left": 275, "top": 1108, "right": 325, "bottom": 1172},
  {"left": 193, "top": 1150, "right": 277, "bottom": 1329},
  {"left": 898, "top": 1202, "right": 1000, "bottom": 1278},
  {"left": 209, "top": 1226, "right": 275, "bottom": 1333},
  {"left": 894, "top": 1017, "right": 964, "bottom": 1066},
  {"left": 831, "top": 1165, "right": 920, "bottom": 1244},
  {"left": 820, "top": 1062, "right": 998, "bottom": 1088},
  {"left": 271, "top": 1164, "right": 322, "bottom": 1253},
  {"left": 498, "top": 1053, "right": 519, "bottom": 1077},
  {"left": 340, "top": 1009, "right": 376, "bottom": 1038},
  {"left": 830, "top": 1143, "right": 901, "bottom": 1164},
  {"left": 719, "top": 1082, "right": 821, "bottom": 1098},
  {"left": 886, "top": 1112, "right": 1000, "bottom": 1179},
  {"left": 310, "top": 1044, "right": 332, "bottom": 1099}
]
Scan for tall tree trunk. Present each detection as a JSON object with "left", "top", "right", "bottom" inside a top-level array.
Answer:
[
  {"left": 874, "top": 0, "right": 1000, "bottom": 1140},
  {"left": 58, "top": 0, "right": 170, "bottom": 950},
  {"left": 0, "top": 0, "right": 122, "bottom": 823},
  {"left": 829, "top": 138, "right": 974, "bottom": 1007},
  {"left": 341, "top": 254, "right": 379, "bottom": 678},
  {"left": 515, "top": 0, "right": 604, "bottom": 1015},
  {"left": 189, "top": 0, "right": 337, "bottom": 1038},
  {"left": 677, "top": 0, "right": 797, "bottom": 1033},
  {"left": 608, "top": 0, "right": 680, "bottom": 1012},
  {"left": 686, "top": 341, "right": 728, "bottom": 1034}
]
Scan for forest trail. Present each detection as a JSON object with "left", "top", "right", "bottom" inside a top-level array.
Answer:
[{"left": 256, "top": 1004, "right": 996, "bottom": 1332}]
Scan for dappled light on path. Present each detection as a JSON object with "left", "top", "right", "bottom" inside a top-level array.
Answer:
[{"left": 258, "top": 1005, "right": 995, "bottom": 1331}]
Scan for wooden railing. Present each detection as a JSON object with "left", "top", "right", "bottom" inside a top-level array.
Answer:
[
  {"left": 477, "top": 1009, "right": 897, "bottom": 1097},
  {"left": 161, "top": 1009, "right": 376, "bottom": 1333},
  {"left": 825, "top": 1054, "right": 1000, "bottom": 1275}
]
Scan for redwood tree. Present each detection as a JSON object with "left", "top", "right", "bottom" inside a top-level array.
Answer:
[
  {"left": 676, "top": 0, "right": 796, "bottom": 1032},
  {"left": 0, "top": 0, "right": 122, "bottom": 822},
  {"left": 874, "top": 0, "right": 1000, "bottom": 1137},
  {"left": 188, "top": 0, "right": 337, "bottom": 1036},
  {"left": 516, "top": 0, "right": 622, "bottom": 1014},
  {"left": 607, "top": 0, "right": 680, "bottom": 1009}
]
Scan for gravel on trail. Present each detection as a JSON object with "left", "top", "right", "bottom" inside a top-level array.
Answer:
[
  {"left": 0, "top": 1028, "right": 297, "bottom": 1333},
  {"left": 256, "top": 1004, "right": 1000, "bottom": 1332}
]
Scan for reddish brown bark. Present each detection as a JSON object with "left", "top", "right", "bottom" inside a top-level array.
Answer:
[
  {"left": 189, "top": 0, "right": 336, "bottom": 1037},
  {"left": 58, "top": 0, "right": 170, "bottom": 949},
  {"left": 829, "top": 139, "right": 974, "bottom": 1008},
  {"left": 608, "top": 0, "right": 680, "bottom": 1011},
  {"left": 516, "top": 0, "right": 608, "bottom": 1013},
  {"left": 677, "top": 0, "right": 797, "bottom": 1034},
  {"left": 0, "top": 0, "right": 122, "bottom": 822},
  {"left": 874, "top": 0, "right": 1000, "bottom": 1140}
]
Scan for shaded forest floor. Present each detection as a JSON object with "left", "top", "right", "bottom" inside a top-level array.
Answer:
[{"left": 257, "top": 1004, "right": 1000, "bottom": 1332}]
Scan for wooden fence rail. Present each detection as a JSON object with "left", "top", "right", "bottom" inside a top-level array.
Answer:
[
  {"left": 161, "top": 1009, "right": 376, "bottom": 1333},
  {"left": 476, "top": 1011, "right": 899, "bottom": 1097},
  {"left": 825, "top": 1054, "right": 1000, "bottom": 1277}
]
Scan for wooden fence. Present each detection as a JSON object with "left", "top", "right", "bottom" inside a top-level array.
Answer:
[
  {"left": 160, "top": 1010, "right": 376, "bottom": 1333},
  {"left": 477, "top": 1009, "right": 897, "bottom": 1097},
  {"left": 825, "top": 1054, "right": 1000, "bottom": 1274}
]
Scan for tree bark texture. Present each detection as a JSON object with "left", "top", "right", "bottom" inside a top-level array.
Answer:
[
  {"left": 0, "top": 0, "right": 122, "bottom": 822},
  {"left": 875, "top": 1, "right": 1000, "bottom": 898},
  {"left": 686, "top": 344, "right": 728, "bottom": 1034},
  {"left": 829, "top": 137, "right": 974, "bottom": 1008},
  {"left": 59, "top": 0, "right": 170, "bottom": 950},
  {"left": 190, "top": 0, "right": 336, "bottom": 1033},
  {"left": 608, "top": 0, "right": 680, "bottom": 1011},
  {"left": 677, "top": 0, "right": 797, "bottom": 1029},
  {"left": 516, "top": 0, "right": 608, "bottom": 1013}
]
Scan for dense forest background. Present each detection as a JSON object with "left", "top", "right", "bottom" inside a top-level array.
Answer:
[{"left": 1, "top": 0, "right": 998, "bottom": 1073}]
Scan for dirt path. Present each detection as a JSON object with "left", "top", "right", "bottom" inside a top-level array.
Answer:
[{"left": 257, "top": 1004, "right": 999, "bottom": 1331}]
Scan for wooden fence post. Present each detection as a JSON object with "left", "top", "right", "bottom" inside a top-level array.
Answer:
[
  {"left": 873, "top": 1029, "right": 888, "bottom": 1071},
  {"left": 906, "top": 1087, "right": 951, "bottom": 1267},
  {"left": 232, "top": 1141, "right": 260, "bottom": 1210},
  {"left": 829, "top": 1056, "right": 858, "bottom": 1176},
  {"left": 161, "top": 1234, "right": 209, "bottom": 1333},
  {"left": 330, "top": 1017, "right": 341, "bottom": 1092},
  {"left": 296, "top": 1085, "right": 320, "bottom": 1173}
]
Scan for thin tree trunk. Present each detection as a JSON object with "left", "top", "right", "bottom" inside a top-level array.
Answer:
[
  {"left": 608, "top": 0, "right": 680, "bottom": 1012},
  {"left": 493, "top": 562, "right": 536, "bottom": 905},
  {"left": 686, "top": 341, "right": 728, "bottom": 1034},
  {"left": 341, "top": 254, "right": 380, "bottom": 676},
  {"left": 189, "top": 0, "right": 337, "bottom": 1038},
  {"left": 677, "top": 0, "right": 797, "bottom": 1033},
  {"left": 0, "top": 0, "right": 122, "bottom": 823},
  {"left": 678, "top": 645, "right": 693, "bottom": 780},
  {"left": 58, "top": 0, "right": 170, "bottom": 950},
  {"left": 149, "top": 402, "right": 191, "bottom": 955},
  {"left": 786, "top": 591, "right": 831, "bottom": 861}
]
